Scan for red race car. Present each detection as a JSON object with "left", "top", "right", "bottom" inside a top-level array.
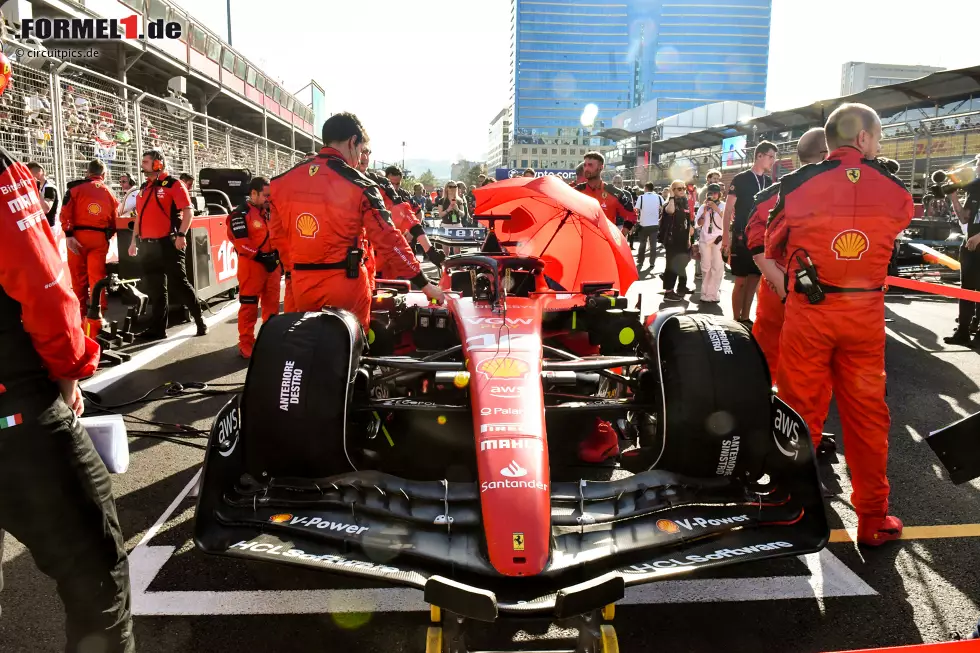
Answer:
[{"left": 194, "top": 233, "right": 828, "bottom": 652}]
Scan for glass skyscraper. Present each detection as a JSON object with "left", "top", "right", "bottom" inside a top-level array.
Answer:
[{"left": 508, "top": 0, "right": 772, "bottom": 162}]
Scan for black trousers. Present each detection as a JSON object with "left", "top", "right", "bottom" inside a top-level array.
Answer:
[
  {"left": 0, "top": 391, "right": 134, "bottom": 653},
  {"left": 663, "top": 247, "right": 691, "bottom": 292},
  {"left": 958, "top": 245, "right": 980, "bottom": 330},
  {"left": 140, "top": 237, "right": 202, "bottom": 334}
]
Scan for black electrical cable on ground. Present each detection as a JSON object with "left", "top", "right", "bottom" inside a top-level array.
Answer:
[{"left": 82, "top": 380, "right": 243, "bottom": 450}]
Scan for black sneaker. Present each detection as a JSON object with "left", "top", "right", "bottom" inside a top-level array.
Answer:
[
  {"left": 664, "top": 291, "right": 683, "bottom": 301},
  {"left": 944, "top": 331, "right": 972, "bottom": 346},
  {"left": 677, "top": 287, "right": 693, "bottom": 294},
  {"left": 817, "top": 434, "right": 837, "bottom": 454},
  {"left": 196, "top": 320, "right": 209, "bottom": 336}
]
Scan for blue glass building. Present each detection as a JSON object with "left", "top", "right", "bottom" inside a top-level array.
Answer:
[{"left": 508, "top": 0, "right": 772, "bottom": 164}]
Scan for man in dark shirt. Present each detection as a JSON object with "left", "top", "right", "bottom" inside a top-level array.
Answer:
[
  {"left": 26, "top": 161, "right": 60, "bottom": 228},
  {"left": 722, "top": 140, "right": 777, "bottom": 324},
  {"left": 946, "top": 154, "right": 980, "bottom": 346}
]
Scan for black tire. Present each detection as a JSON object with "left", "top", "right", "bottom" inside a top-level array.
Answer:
[
  {"left": 649, "top": 313, "right": 771, "bottom": 481},
  {"left": 241, "top": 309, "right": 364, "bottom": 479}
]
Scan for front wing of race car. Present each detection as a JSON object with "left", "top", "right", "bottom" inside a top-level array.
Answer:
[{"left": 195, "top": 394, "right": 828, "bottom": 621}]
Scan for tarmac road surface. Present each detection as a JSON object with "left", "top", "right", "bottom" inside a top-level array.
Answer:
[{"left": 2, "top": 251, "right": 979, "bottom": 653}]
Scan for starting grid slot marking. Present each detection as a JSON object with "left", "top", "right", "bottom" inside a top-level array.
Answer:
[
  {"left": 129, "top": 471, "right": 877, "bottom": 616},
  {"left": 829, "top": 524, "right": 980, "bottom": 543}
]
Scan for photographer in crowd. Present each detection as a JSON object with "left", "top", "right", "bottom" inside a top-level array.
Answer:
[
  {"left": 945, "top": 153, "right": 980, "bottom": 346},
  {"left": 695, "top": 183, "right": 725, "bottom": 303}
]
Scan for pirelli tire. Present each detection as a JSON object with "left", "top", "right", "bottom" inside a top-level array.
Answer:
[
  {"left": 649, "top": 313, "right": 772, "bottom": 481},
  {"left": 241, "top": 308, "right": 365, "bottom": 480}
]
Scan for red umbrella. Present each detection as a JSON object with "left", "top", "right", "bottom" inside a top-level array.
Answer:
[{"left": 472, "top": 176, "right": 638, "bottom": 293}]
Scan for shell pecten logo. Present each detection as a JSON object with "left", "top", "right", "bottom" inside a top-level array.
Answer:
[
  {"left": 296, "top": 213, "right": 319, "bottom": 239},
  {"left": 831, "top": 229, "right": 870, "bottom": 260},
  {"left": 269, "top": 513, "right": 293, "bottom": 524},
  {"left": 477, "top": 357, "right": 530, "bottom": 380},
  {"left": 87, "top": 202, "right": 102, "bottom": 215},
  {"left": 656, "top": 519, "right": 680, "bottom": 534}
]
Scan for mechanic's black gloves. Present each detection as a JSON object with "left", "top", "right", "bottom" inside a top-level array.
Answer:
[{"left": 426, "top": 247, "right": 447, "bottom": 267}]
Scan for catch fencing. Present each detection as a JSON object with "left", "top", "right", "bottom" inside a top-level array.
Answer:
[{"left": 0, "top": 54, "right": 305, "bottom": 198}]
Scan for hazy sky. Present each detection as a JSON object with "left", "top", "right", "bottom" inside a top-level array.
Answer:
[{"left": 178, "top": 0, "right": 976, "bottom": 164}]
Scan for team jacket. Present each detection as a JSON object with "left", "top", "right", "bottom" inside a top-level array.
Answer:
[
  {"left": 575, "top": 182, "right": 636, "bottom": 228},
  {"left": 366, "top": 172, "right": 424, "bottom": 237},
  {"left": 228, "top": 201, "right": 274, "bottom": 259},
  {"left": 269, "top": 148, "right": 425, "bottom": 287},
  {"left": 62, "top": 175, "right": 120, "bottom": 236},
  {"left": 745, "top": 183, "right": 781, "bottom": 256},
  {"left": 0, "top": 146, "right": 99, "bottom": 392},
  {"left": 765, "top": 146, "right": 913, "bottom": 291}
]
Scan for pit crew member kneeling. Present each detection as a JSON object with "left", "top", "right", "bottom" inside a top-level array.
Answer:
[
  {"left": 765, "top": 103, "right": 912, "bottom": 545},
  {"left": 269, "top": 112, "right": 444, "bottom": 330},
  {"left": 228, "top": 176, "right": 281, "bottom": 359}
]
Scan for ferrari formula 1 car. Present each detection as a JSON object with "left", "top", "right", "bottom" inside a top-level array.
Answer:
[{"left": 194, "top": 241, "right": 829, "bottom": 652}]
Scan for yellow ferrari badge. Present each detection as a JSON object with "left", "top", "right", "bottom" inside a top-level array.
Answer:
[
  {"left": 513, "top": 533, "right": 525, "bottom": 551},
  {"left": 309, "top": 164, "right": 319, "bottom": 177},
  {"left": 846, "top": 168, "right": 861, "bottom": 184}
]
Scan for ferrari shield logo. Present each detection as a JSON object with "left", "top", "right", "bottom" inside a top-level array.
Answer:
[
  {"left": 513, "top": 533, "right": 525, "bottom": 551},
  {"left": 846, "top": 168, "right": 861, "bottom": 184},
  {"left": 308, "top": 165, "right": 319, "bottom": 177}
]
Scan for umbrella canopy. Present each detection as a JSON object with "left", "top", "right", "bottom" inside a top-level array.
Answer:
[{"left": 472, "top": 176, "right": 638, "bottom": 293}]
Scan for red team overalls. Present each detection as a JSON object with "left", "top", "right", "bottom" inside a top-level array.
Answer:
[
  {"left": 228, "top": 201, "right": 282, "bottom": 357},
  {"left": 766, "top": 147, "right": 912, "bottom": 525},
  {"left": 62, "top": 175, "right": 119, "bottom": 316},
  {"left": 269, "top": 148, "right": 423, "bottom": 330}
]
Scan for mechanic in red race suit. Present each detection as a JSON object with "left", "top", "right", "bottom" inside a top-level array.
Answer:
[
  {"left": 765, "top": 103, "right": 912, "bottom": 545},
  {"left": 228, "top": 176, "right": 281, "bottom": 359},
  {"left": 269, "top": 112, "right": 444, "bottom": 330},
  {"left": 361, "top": 162, "right": 446, "bottom": 278},
  {"left": 62, "top": 158, "right": 120, "bottom": 318},
  {"left": 0, "top": 56, "right": 135, "bottom": 650},
  {"left": 747, "top": 128, "right": 829, "bottom": 381},
  {"left": 575, "top": 151, "right": 636, "bottom": 236},
  {"left": 570, "top": 150, "right": 637, "bottom": 463}
]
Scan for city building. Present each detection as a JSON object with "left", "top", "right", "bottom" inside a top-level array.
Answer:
[
  {"left": 840, "top": 62, "right": 946, "bottom": 96},
  {"left": 508, "top": 0, "right": 773, "bottom": 165},
  {"left": 487, "top": 107, "right": 511, "bottom": 170}
]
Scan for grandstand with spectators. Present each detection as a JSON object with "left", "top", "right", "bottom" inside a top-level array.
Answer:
[
  {"left": 605, "top": 65, "right": 980, "bottom": 198},
  {"left": 0, "top": 0, "right": 320, "bottom": 198}
]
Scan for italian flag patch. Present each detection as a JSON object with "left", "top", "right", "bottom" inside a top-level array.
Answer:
[{"left": 0, "top": 414, "right": 23, "bottom": 429}]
